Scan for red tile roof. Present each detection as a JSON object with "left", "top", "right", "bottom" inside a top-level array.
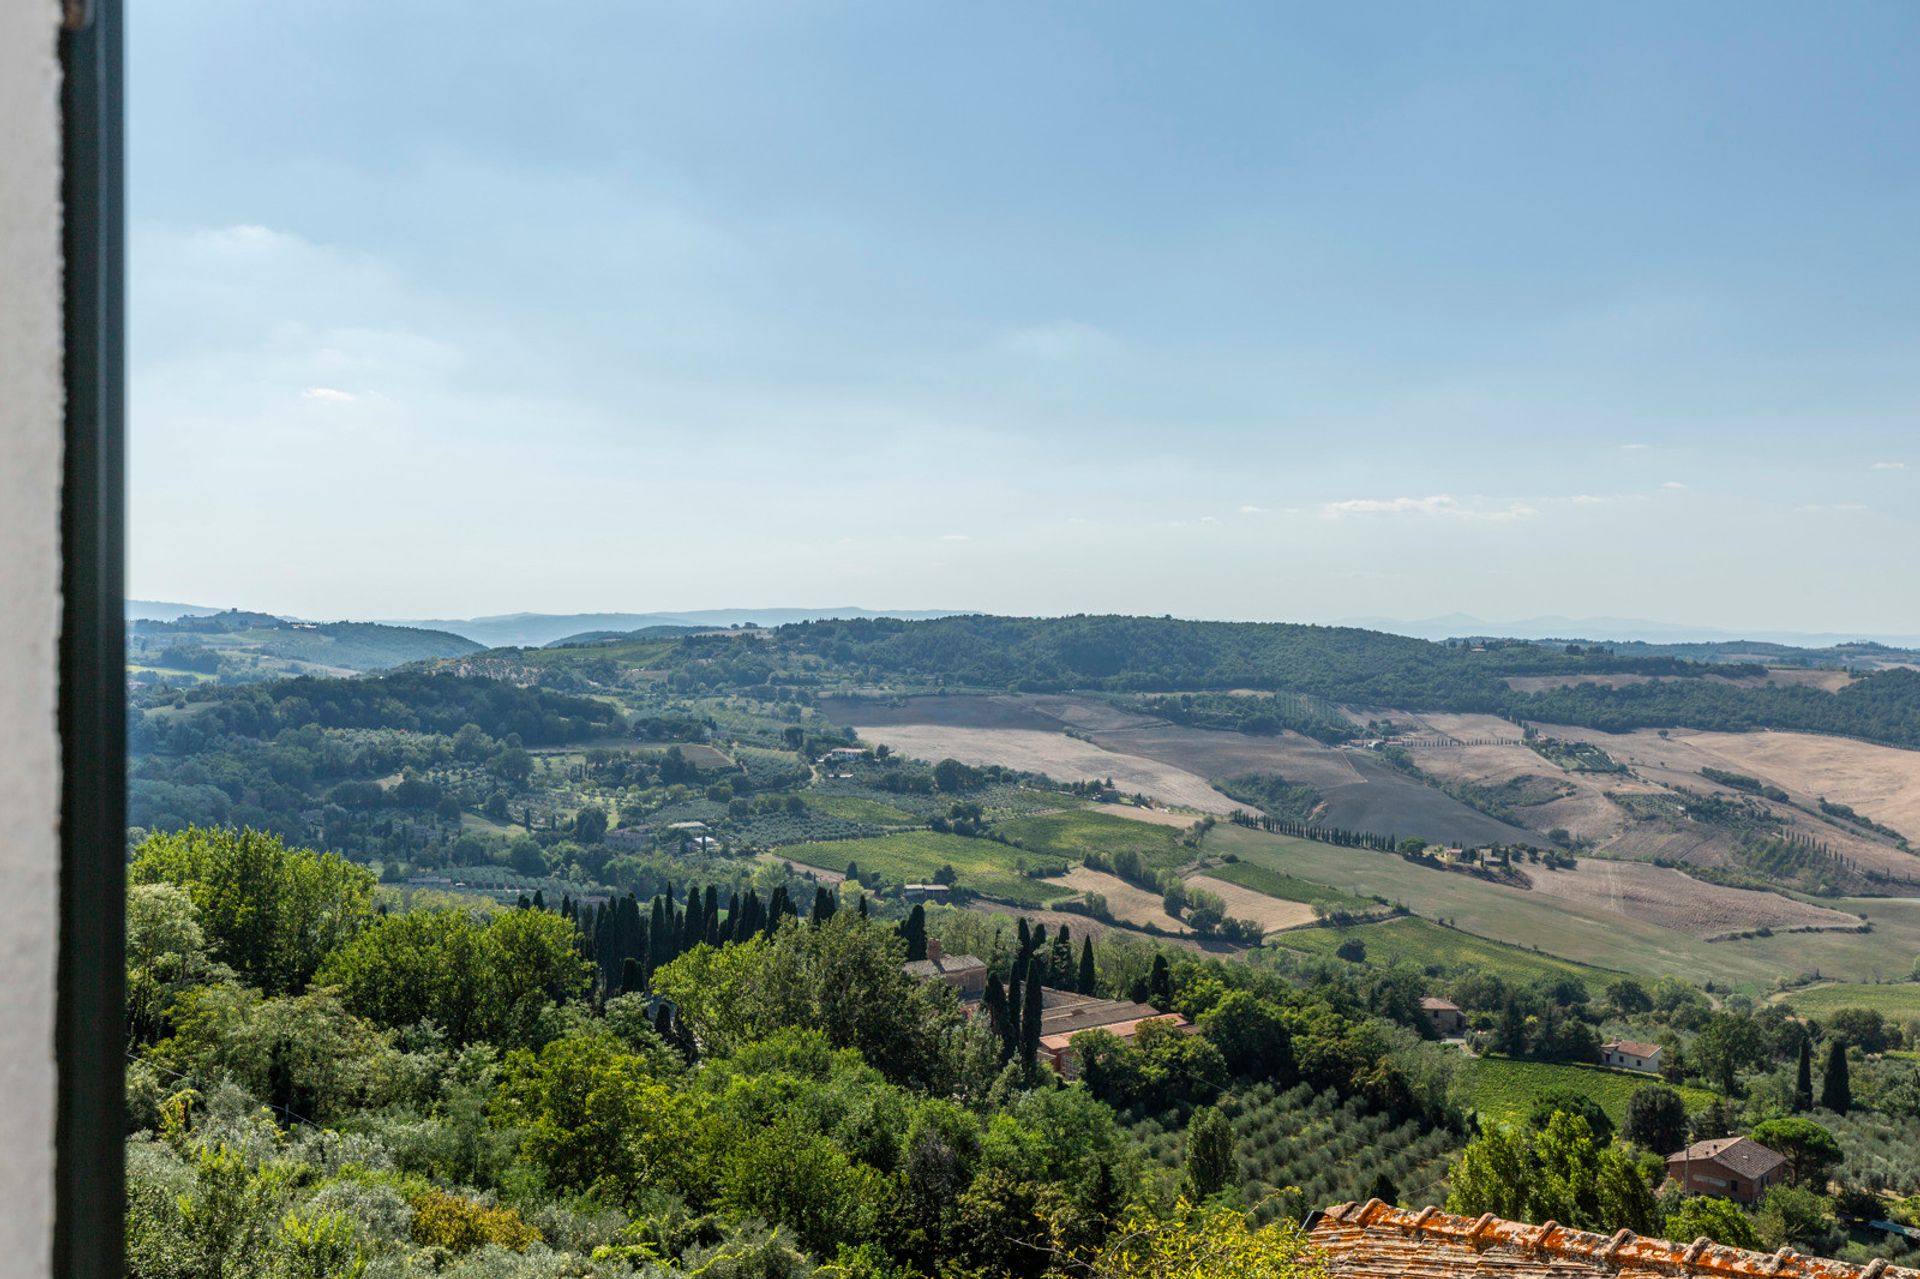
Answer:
[{"left": 1307, "top": 1200, "right": 1907, "bottom": 1279}]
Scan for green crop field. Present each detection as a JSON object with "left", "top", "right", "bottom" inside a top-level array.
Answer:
[
  {"left": 995, "top": 807, "right": 1193, "bottom": 869},
  {"left": 801, "top": 793, "right": 921, "bottom": 825},
  {"left": 1206, "top": 859, "right": 1376, "bottom": 912},
  {"left": 1778, "top": 982, "right": 1920, "bottom": 1018},
  {"left": 1269, "top": 915, "right": 1624, "bottom": 984},
  {"left": 777, "top": 831, "right": 1072, "bottom": 907},
  {"left": 1457, "top": 1056, "right": 1714, "bottom": 1130}
]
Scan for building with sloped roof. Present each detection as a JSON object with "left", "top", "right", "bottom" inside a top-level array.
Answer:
[
  {"left": 1667, "top": 1135, "right": 1787, "bottom": 1202},
  {"left": 900, "top": 938, "right": 987, "bottom": 998},
  {"left": 1602, "top": 1037, "right": 1663, "bottom": 1073},
  {"left": 1307, "top": 1199, "right": 1910, "bottom": 1279}
]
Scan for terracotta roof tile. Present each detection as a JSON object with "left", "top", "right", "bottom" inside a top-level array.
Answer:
[{"left": 1306, "top": 1203, "right": 1901, "bottom": 1279}]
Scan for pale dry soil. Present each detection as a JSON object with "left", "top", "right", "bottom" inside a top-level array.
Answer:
[
  {"left": 1548, "top": 725, "right": 1920, "bottom": 874},
  {"left": 1184, "top": 873, "right": 1320, "bottom": 933},
  {"left": 1054, "top": 865, "right": 1191, "bottom": 932},
  {"left": 1522, "top": 857, "right": 1862, "bottom": 940},
  {"left": 838, "top": 722, "right": 1245, "bottom": 813}
]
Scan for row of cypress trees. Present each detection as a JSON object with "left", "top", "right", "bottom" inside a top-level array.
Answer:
[
  {"left": 1228, "top": 810, "right": 1398, "bottom": 851},
  {"left": 977, "top": 917, "right": 1100, "bottom": 1067}
]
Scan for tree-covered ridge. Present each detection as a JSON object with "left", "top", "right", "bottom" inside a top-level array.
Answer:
[
  {"left": 140, "top": 671, "right": 621, "bottom": 746},
  {"left": 130, "top": 611, "right": 484, "bottom": 681},
  {"left": 697, "top": 616, "right": 1916, "bottom": 749},
  {"left": 760, "top": 615, "right": 1705, "bottom": 703}
]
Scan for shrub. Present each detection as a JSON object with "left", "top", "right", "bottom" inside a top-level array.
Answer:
[{"left": 410, "top": 1191, "right": 541, "bottom": 1254}]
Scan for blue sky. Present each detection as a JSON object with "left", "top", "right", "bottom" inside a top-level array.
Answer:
[{"left": 130, "top": 2, "right": 1920, "bottom": 633}]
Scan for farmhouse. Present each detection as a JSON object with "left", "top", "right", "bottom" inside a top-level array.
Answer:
[
  {"left": 1666, "top": 1136, "right": 1787, "bottom": 1203},
  {"left": 1033, "top": 992, "right": 1197, "bottom": 1077},
  {"left": 1420, "top": 996, "right": 1466, "bottom": 1037},
  {"left": 901, "top": 938, "right": 987, "bottom": 999},
  {"left": 901, "top": 883, "right": 951, "bottom": 901},
  {"left": 1601, "top": 1038, "right": 1663, "bottom": 1073},
  {"left": 604, "top": 824, "right": 654, "bottom": 850},
  {"left": 1305, "top": 1198, "right": 1909, "bottom": 1279}
]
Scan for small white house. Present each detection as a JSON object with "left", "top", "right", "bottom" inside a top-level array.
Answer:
[{"left": 1601, "top": 1038, "right": 1662, "bottom": 1074}]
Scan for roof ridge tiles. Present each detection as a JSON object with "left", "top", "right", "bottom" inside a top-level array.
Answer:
[{"left": 1310, "top": 1203, "right": 1908, "bottom": 1279}]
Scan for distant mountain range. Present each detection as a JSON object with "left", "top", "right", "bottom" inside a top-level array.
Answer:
[
  {"left": 377, "top": 607, "right": 968, "bottom": 649},
  {"left": 129, "top": 600, "right": 1920, "bottom": 657}
]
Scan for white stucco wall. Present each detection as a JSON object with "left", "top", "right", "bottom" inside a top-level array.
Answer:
[{"left": 0, "top": 1, "right": 66, "bottom": 1275}]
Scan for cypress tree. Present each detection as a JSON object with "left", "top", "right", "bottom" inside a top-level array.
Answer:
[
  {"left": 516, "top": 893, "right": 531, "bottom": 911},
  {"left": 684, "top": 887, "right": 705, "bottom": 948},
  {"left": 1794, "top": 1038, "right": 1814, "bottom": 1112},
  {"left": 1007, "top": 960, "right": 1023, "bottom": 1047},
  {"left": 983, "top": 973, "right": 1014, "bottom": 1062},
  {"left": 1148, "top": 954, "right": 1172, "bottom": 1008},
  {"left": 1020, "top": 956, "right": 1044, "bottom": 1067},
  {"left": 704, "top": 885, "right": 720, "bottom": 945},
  {"left": 1077, "top": 937, "right": 1097, "bottom": 995},
  {"left": 900, "top": 903, "right": 928, "bottom": 961},
  {"left": 857, "top": 894, "right": 868, "bottom": 919},
  {"left": 766, "top": 886, "right": 791, "bottom": 935},
  {"left": 648, "top": 896, "right": 669, "bottom": 970},
  {"left": 1050, "top": 929, "right": 1072, "bottom": 985},
  {"left": 1822, "top": 1039, "right": 1852, "bottom": 1114},
  {"left": 812, "top": 885, "right": 836, "bottom": 924},
  {"left": 1017, "top": 918, "right": 1031, "bottom": 956},
  {"left": 620, "top": 956, "right": 641, "bottom": 996},
  {"left": 532, "top": 889, "right": 547, "bottom": 912}
]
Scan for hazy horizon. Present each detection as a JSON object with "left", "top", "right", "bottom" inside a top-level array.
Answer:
[{"left": 132, "top": 3, "right": 1920, "bottom": 628}]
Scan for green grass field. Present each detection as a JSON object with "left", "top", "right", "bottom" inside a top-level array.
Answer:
[
  {"left": 1205, "top": 859, "right": 1376, "bottom": 912},
  {"left": 995, "top": 808, "right": 1193, "bottom": 870},
  {"left": 1269, "top": 915, "right": 1624, "bottom": 984},
  {"left": 777, "top": 831, "right": 1072, "bottom": 907},
  {"left": 1778, "top": 982, "right": 1920, "bottom": 1018},
  {"left": 802, "top": 793, "right": 920, "bottom": 825},
  {"left": 1458, "top": 1056, "right": 1715, "bottom": 1130}
]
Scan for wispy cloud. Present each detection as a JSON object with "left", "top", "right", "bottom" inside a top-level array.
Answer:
[
  {"left": 1872, "top": 460, "right": 1907, "bottom": 471},
  {"left": 1660, "top": 481, "right": 1687, "bottom": 490},
  {"left": 301, "top": 387, "right": 359, "bottom": 404},
  {"left": 1619, "top": 443, "right": 1650, "bottom": 451},
  {"left": 1569, "top": 494, "right": 1614, "bottom": 505},
  {"left": 1320, "top": 495, "right": 1537, "bottom": 522},
  {"left": 938, "top": 532, "right": 971, "bottom": 542},
  {"left": 1238, "top": 504, "right": 1264, "bottom": 514},
  {"left": 1795, "top": 503, "right": 1870, "bottom": 514}
]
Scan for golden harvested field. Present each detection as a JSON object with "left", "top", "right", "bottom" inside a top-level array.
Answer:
[
  {"left": 1055, "top": 866, "right": 1191, "bottom": 932},
  {"left": 836, "top": 722, "right": 1244, "bottom": 813},
  {"left": 1404, "top": 713, "right": 1646, "bottom": 846},
  {"left": 1521, "top": 857, "right": 1863, "bottom": 940},
  {"left": 1675, "top": 729, "right": 1920, "bottom": 843},
  {"left": 1184, "top": 873, "right": 1319, "bottom": 933},
  {"left": 1549, "top": 725, "right": 1920, "bottom": 863}
]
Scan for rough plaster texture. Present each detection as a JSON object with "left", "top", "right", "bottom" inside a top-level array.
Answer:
[{"left": 0, "top": 1, "right": 65, "bottom": 1275}]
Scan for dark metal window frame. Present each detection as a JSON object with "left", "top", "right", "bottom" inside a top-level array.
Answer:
[{"left": 58, "top": 2, "right": 126, "bottom": 1277}]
